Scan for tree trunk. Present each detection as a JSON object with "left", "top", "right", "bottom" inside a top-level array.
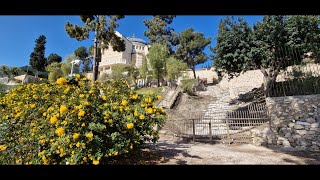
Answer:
[
  {"left": 192, "top": 67, "right": 196, "bottom": 79},
  {"left": 261, "top": 67, "right": 279, "bottom": 97},
  {"left": 92, "top": 16, "right": 100, "bottom": 82},
  {"left": 157, "top": 73, "right": 160, "bottom": 87}
]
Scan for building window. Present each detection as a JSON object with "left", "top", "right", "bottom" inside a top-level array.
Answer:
[
  {"left": 142, "top": 46, "right": 144, "bottom": 50},
  {"left": 133, "top": 45, "right": 135, "bottom": 49}
]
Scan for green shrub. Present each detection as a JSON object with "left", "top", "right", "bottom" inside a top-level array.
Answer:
[
  {"left": 0, "top": 75, "right": 166, "bottom": 165},
  {"left": 180, "top": 79, "right": 196, "bottom": 95}
]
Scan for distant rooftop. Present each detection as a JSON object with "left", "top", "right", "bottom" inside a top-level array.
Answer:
[{"left": 127, "top": 34, "right": 147, "bottom": 45}]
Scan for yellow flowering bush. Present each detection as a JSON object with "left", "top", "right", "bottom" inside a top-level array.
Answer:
[{"left": 0, "top": 75, "right": 166, "bottom": 165}]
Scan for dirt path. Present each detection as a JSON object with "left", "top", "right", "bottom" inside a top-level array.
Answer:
[{"left": 142, "top": 134, "right": 320, "bottom": 165}]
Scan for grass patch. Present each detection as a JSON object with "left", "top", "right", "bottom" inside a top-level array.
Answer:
[{"left": 136, "top": 87, "right": 164, "bottom": 96}]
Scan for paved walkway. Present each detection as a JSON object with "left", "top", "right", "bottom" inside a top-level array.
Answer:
[{"left": 143, "top": 134, "right": 320, "bottom": 165}]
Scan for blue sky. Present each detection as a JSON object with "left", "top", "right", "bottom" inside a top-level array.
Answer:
[{"left": 0, "top": 15, "right": 263, "bottom": 68}]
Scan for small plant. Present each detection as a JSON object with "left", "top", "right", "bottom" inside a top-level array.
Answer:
[{"left": 180, "top": 79, "right": 196, "bottom": 95}]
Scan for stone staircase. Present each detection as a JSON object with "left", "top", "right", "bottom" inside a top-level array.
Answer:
[{"left": 194, "top": 85, "right": 238, "bottom": 136}]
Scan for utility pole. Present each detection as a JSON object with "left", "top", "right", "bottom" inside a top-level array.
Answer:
[{"left": 92, "top": 15, "right": 100, "bottom": 82}]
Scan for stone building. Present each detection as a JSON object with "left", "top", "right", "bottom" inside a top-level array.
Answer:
[{"left": 98, "top": 32, "right": 150, "bottom": 75}]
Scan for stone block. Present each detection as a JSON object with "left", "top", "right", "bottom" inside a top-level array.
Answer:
[
  {"left": 306, "top": 118, "right": 316, "bottom": 123},
  {"left": 294, "top": 125, "right": 304, "bottom": 130},
  {"left": 296, "top": 130, "right": 307, "bottom": 136}
]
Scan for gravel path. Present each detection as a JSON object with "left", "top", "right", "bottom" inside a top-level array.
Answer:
[{"left": 143, "top": 134, "right": 320, "bottom": 165}]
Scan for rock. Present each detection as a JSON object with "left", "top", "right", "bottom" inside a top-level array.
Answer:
[
  {"left": 312, "top": 141, "right": 317, "bottom": 145},
  {"left": 312, "top": 105, "right": 317, "bottom": 109},
  {"left": 284, "top": 133, "right": 291, "bottom": 138},
  {"left": 288, "top": 123, "right": 295, "bottom": 128},
  {"left": 305, "top": 135, "right": 316, "bottom": 140},
  {"left": 308, "top": 113, "right": 314, "bottom": 116},
  {"left": 310, "top": 127, "right": 319, "bottom": 131},
  {"left": 294, "top": 125, "right": 304, "bottom": 130},
  {"left": 296, "top": 130, "right": 307, "bottom": 136},
  {"left": 298, "top": 100, "right": 304, "bottom": 104},
  {"left": 292, "top": 134, "right": 301, "bottom": 140},
  {"left": 309, "top": 145, "right": 319, "bottom": 152},
  {"left": 311, "top": 123, "right": 319, "bottom": 128},
  {"left": 306, "top": 118, "right": 316, "bottom": 123},
  {"left": 288, "top": 137, "right": 295, "bottom": 143},
  {"left": 296, "top": 146, "right": 307, "bottom": 151},
  {"left": 296, "top": 121, "right": 310, "bottom": 126},
  {"left": 307, "top": 131, "right": 316, "bottom": 135},
  {"left": 298, "top": 140, "right": 308, "bottom": 146},
  {"left": 294, "top": 116, "right": 300, "bottom": 120},
  {"left": 282, "top": 140, "right": 291, "bottom": 147}
]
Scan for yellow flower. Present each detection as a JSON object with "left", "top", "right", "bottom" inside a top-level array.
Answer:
[
  {"left": 56, "top": 77, "right": 67, "bottom": 85},
  {"left": 102, "top": 95, "right": 107, "bottom": 100},
  {"left": 121, "top": 100, "right": 128, "bottom": 106},
  {"left": 42, "top": 112, "right": 47, "bottom": 117},
  {"left": 157, "top": 95, "right": 162, "bottom": 100},
  {"left": 108, "top": 119, "right": 113, "bottom": 124},
  {"left": 146, "top": 108, "right": 153, "bottom": 114},
  {"left": 55, "top": 127, "right": 64, "bottom": 136},
  {"left": 81, "top": 123, "right": 86, "bottom": 127},
  {"left": 0, "top": 145, "right": 7, "bottom": 151},
  {"left": 79, "top": 94, "right": 85, "bottom": 98},
  {"left": 131, "top": 94, "right": 138, "bottom": 100},
  {"left": 76, "top": 142, "right": 81, "bottom": 148},
  {"left": 73, "top": 133, "right": 80, "bottom": 140},
  {"left": 134, "top": 110, "right": 139, "bottom": 117},
  {"left": 139, "top": 114, "right": 145, "bottom": 120},
  {"left": 75, "top": 74, "right": 80, "bottom": 79},
  {"left": 78, "top": 110, "right": 85, "bottom": 117},
  {"left": 30, "top": 103, "right": 36, "bottom": 108},
  {"left": 114, "top": 151, "right": 119, "bottom": 156},
  {"left": 127, "top": 123, "right": 134, "bottom": 129},
  {"left": 130, "top": 144, "right": 133, "bottom": 149},
  {"left": 89, "top": 90, "right": 94, "bottom": 94},
  {"left": 59, "top": 105, "right": 68, "bottom": 114},
  {"left": 63, "top": 88, "right": 70, "bottom": 94},
  {"left": 50, "top": 116, "right": 58, "bottom": 124},
  {"left": 92, "top": 160, "right": 99, "bottom": 165},
  {"left": 84, "top": 101, "right": 89, "bottom": 106},
  {"left": 85, "top": 132, "right": 93, "bottom": 141}
]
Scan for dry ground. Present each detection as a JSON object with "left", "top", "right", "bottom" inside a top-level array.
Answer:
[{"left": 139, "top": 134, "right": 320, "bottom": 165}]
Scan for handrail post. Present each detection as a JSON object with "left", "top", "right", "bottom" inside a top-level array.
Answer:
[
  {"left": 192, "top": 119, "right": 195, "bottom": 142},
  {"left": 209, "top": 122, "right": 212, "bottom": 141},
  {"left": 226, "top": 117, "right": 230, "bottom": 145}
]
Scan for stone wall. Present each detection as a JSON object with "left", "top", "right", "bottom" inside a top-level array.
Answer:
[
  {"left": 265, "top": 95, "right": 320, "bottom": 151},
  {"left": 218, "top": 70, "right": 264, "bottom": 99}
]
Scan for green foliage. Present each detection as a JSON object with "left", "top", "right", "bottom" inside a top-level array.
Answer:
[
  {"left": 144, "top": 15, "right": 178, "bottom": 53},
  {"left": 65, "top": 16, "right": 126, "bottom": 81},
  {"left": 139, "top": 56, "right": 149, "bottom": 80},
  {"left": 46, "top": 62, "right": 63, "bottom": 83},
  {"left": 47, "top": 53, "right": 62, "bottom": 66},
  {"left": 0, "top": 76, "right": 166, "bottom": 165},
  {"left": 29, "top": 35, "right": 47, "bottom": 71},
  {"left": 111, "top": 64, "right": 128, "bottom": 80},
  {"left": 166, "top": 57, "right": 188, "bottom": 81},
  {"left": 136, "top": 87, "right": 163, "bottom": 96},
  {"left": 176, "top": 28, "right": 211, "bottom": 79},
  {"left": 147, "top": 43, "right": 170, "bottom": 87},
  {"left": 74, "top": 46, "right": 91, "bottom": 73},
  {"left": 212, "top": 15, "right": 320, "bottom": 95},
  {"left": 211, "top": 17, "right": 253, "bottom": 78},
  {"left": 180, "top": 79, "right": 196, "bottom": 95},
  {"left": 61, "top": 54, "right": 79, "bottom": 76},
  {"left": 0, "top": 66, "right": 11, "bottom": 78}
]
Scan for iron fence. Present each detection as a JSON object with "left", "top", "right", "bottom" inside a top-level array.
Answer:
[{"left": 163, "top": 108, "right": 270, "bottom": 144}]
